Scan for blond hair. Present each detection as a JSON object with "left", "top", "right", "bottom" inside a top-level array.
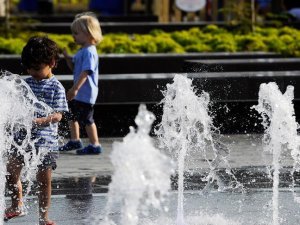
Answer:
[{"left": 71, "top": 12, "right": 103, "bottom": 44}]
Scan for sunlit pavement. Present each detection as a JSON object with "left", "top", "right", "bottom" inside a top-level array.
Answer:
[{"left": 54, "top": 134, "right": 295, "bottom": 179}]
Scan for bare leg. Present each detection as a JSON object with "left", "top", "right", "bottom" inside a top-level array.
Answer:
[
  {"left": 85, "top": 123, "right": 100, "bottom": 145},
  {"left": 36, "top": 167, "right": 54, "bottom": 225},
  {"left": 6, "top": 157, "right": 23, "bottom": 212},
  {"left": 69, "top": 120, "right": 80, "bottom": 140}
]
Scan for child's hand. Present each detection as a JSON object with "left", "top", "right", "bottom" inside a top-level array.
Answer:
[
  {"left": 33, "top": 118, "right": 39, "bottom": 126},
  {"left": 33, "top": 117, "right": 49, "bottom": 126},
  {"left": 67, "top": 87, "right": 78, "bottom": 101},
  {"left": 62, "top": 48, "right": 74, "bottom": 71}
]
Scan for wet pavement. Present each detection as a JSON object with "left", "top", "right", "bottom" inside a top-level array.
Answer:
[
  {"left": 51, "top": 134, "right": 299, "bottom": 195},
  {"left": 5, "top": 134, "right": 300, "bottom": 225},
  {"left": 54, "top": 134, "right": 287, "bottom": 178},
  {"left": 6, "top": 190, "right": 300, "bottom": 225}
]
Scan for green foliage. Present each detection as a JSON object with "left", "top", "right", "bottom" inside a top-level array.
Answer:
[
  {"left": 100, "top": 34, "right": 140, "bottom": 53},
  {"left": 235, "top": 34, "right": 268, "bottom": 52},
  {"left": 263, "top": 36, "right": 285, "bottom": 53},
  {"left": 154, "top": 36, "right": 185, "bottom": 53},
  {"left": 149, "top": 29, "right": 166, "bottom": 36},
  {"left": 255, "top": 26, "right": 278, "bottom": 36},
  {"left": 1, "top": 25, "right": 300, "bottom": 57},
  {"left": 278, "top": 26, "right": 299, "bottom": 37},
  {"left": 0, "top": 37, "right": 25, "bottom": 54},
  {"left": 47, "top": 33, "right": 78, "bottom": 53},
  {"left": 208, "top": 34, "right": 237, "bottom": 52},
  {"left": 133, "top": 34, "right": 158, "bottom": 53},
  {"left": 202, "top": 25, "right": 228, "bottom": 35},
  {"left": 171, "top": 30, "right": 199, "bottom": 46},
  {"left": 185, "top": 43, "right": 211, "bottom": 53}
]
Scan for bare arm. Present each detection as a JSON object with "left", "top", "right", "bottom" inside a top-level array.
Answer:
[
  {"left": 67, "top": 71, "right": 89, "bottom": 101},
  {"left": 33, "top": 112, "right": 63, "bottom": 126}
]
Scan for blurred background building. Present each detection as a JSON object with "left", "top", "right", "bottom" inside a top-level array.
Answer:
[{"left": 0, "top": 0, "right": 300, "bottom": 23}]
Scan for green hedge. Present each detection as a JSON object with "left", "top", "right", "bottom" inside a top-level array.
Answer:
[{"left": 1, "top": 25, "right": 300, "bottom": 57}]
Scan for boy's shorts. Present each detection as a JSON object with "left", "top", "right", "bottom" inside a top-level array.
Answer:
[
  {"left": 7, "top": 142, "right": 58, "bottom": 171},
  {"left": 68, "top": 99, "right": 95, "bottom": 126}
]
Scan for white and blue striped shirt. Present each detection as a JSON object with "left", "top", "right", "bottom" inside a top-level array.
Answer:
[{"left": 25, "top": 76, "right": 68, "bottom": 151}]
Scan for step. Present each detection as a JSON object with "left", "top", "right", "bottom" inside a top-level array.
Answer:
[
  {"left": 183, "top": 58, "right": 300, "bottom": 72},
  {"left": 0, "top": 53, "right": 283, "bottom": 75}
]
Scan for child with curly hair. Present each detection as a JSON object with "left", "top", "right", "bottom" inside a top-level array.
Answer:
[{"left": 5, "top": 36, "right": 68, "bottom": 225}]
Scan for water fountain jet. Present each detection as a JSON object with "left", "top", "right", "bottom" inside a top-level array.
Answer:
[
  {"left": 0, "top": 71, "right": 52, "bottom": 223},
  {"left": 99, "top": 104, "right": 174, "bottom": 225},
  {"left": 155, "top": 74, "right": 242, "bottom": 225},
  {"left": 253, "top": 82, "right": 300, "bottom": 225}
]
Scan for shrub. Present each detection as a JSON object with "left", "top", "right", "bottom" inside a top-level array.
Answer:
[
  {"left": 185, "top": 43, "right": 212, "bottom": 52},
  {"left": 154, "top": 36, "right": 185, "bottom": 53},
  {"left": 48, "top": 33, "right": 78, "bottom": 54},
  {"left": 202, "top": 24, "right": 228, "bottom": 34},
  {"left": 206, "top": 34, "right": 237, "bottom": 52},
  {"left": 171, "top": 30, "right": 200, "bottom": 46},
  {"left": 1, "top": 26, "right": 300, "bottom": 56},
  {"left": 0, "top": 37, "right": 25, "bottom": 54},
  {"left": 235, "top": 34, "right": 268, "bottom": 51},
  {"left": 133, "top": 34, "right": 158, "bottom": 53}
]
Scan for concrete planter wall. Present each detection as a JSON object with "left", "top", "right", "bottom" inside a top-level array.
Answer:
[
  {"left": 0, "top": 52, "right": 282, "bottom": 75},
  {"left": 1, "top": 52, "right": 299, "bottom": 137}
]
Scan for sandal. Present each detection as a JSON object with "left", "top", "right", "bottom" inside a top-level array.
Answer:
[
  {"left": 4, "top": 211, "right": 25, "bottom": 221},
  {"left": 39, "top": 219, "right": 56, "bottom": 225},
  {"left": 42, "top": 221, "right": 56, "bottom": 225}
]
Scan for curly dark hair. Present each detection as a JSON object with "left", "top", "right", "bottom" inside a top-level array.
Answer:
[{"left": 21, "top": 36, "right": 60, "bottom": 70}]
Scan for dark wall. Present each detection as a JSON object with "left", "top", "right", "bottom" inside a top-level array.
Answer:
[{"left": 2, "top": 53, "right": 300, "bottom": 137}]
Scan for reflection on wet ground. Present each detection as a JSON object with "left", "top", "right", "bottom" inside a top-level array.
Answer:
[
  {"left": 6, "top": 190, "right": 300, "bottom": 225},
  {"left": 6, "top": 194, "right": 106, "bottom": 225},
  {"left": 49, "top": 166, "right": 300, "bottom": 196},
  {"left": 52, "top": 177, "right": 111, "bottom": 196},
  {"left": 5, "top": 166, "right": 300, "bottom": 199}
]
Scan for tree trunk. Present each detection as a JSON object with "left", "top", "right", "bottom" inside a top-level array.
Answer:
[{"left": 0, "top": 0, "right": 5, "bottom": 17}]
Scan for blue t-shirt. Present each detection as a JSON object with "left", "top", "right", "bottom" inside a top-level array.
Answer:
[
  {"left": 25, "top": 76, "right": 69, "bottom": 151},
  {"left": 73, "top": 45, "right": 99, "bottom": 104}
]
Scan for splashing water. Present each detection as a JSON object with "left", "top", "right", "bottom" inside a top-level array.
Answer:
[
  {"left": 252, "top": 82, "right": 300, "bottom": 225},
  {"left": 0, "top": 71, "right": 52, "bottom": 223},
  {"left": 155, "top": 74, "right": 242, "bottom": 225},
  {"left": 98, "top": 104, "right": 174, "bottom": 225}
]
